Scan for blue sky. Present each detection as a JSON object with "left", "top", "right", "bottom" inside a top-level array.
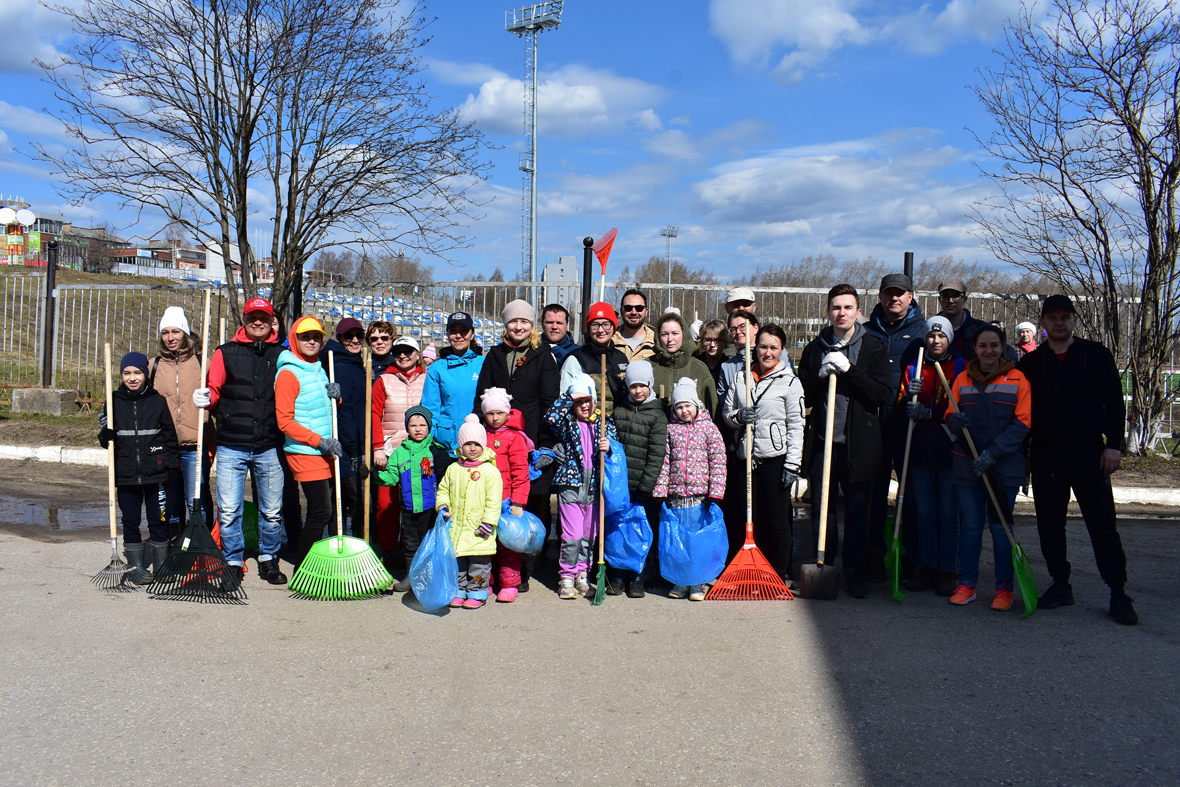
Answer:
[{"left": 0, "top": 0, "right": 1025, "bottom": 280}]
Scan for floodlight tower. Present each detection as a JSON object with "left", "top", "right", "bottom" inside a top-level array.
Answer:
[
  {"left": 506, "top": 1, "right": 563, "bottom": 300},
  {"left": 661, "top": 225, "right": 679, "bottom": 311}
]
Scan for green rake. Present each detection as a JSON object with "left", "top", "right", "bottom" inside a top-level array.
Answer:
[
  {"left": 289, "top": 350, "right": 392, "bottom": 600},
  {"left": 887, "top": 345, "right": 924, "bottom": 602}
]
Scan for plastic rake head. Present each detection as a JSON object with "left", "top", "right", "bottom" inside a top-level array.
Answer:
[
  {"left": 706, "top": 537, "right": 793, "bottom": 601},
  {"left": 288, "top": 536, "right": 393, "bottom": 600},
  {"left": 147, "top": 521, "right": 247, "bottom": 604},
  {"left": 92, "top": 547, "right": 138, "bottom": 592}
]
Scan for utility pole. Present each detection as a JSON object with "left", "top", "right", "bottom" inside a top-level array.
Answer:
[{"left": 660, "top": 225, "right": 679, "bottom": 312}]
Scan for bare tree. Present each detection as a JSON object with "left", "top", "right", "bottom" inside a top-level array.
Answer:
[
  {"left": 313, "top": 250, "right": 359, "bottom": 284},
  {"left": 971, "top": 0, "right": 1180, "bottom": 453}
]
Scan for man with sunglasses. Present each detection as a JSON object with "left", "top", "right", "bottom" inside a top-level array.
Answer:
[{"left": 612, "top": 288, "right": 657, "bottom": 363}]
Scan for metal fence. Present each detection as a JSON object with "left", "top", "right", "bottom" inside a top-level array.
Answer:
[{"left": 0, "top": 274, "right": 46, "bottom": 388}]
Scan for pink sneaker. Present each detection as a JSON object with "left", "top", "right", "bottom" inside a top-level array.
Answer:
[
  {"left": 462, "top": 597, "right": 485, "bottom": 609},
  {"left": 497, "top": 587, "right": 518, "bottom": 603},
  {"left": 449, "top": 597, "right": 464, "bottom": 608}
]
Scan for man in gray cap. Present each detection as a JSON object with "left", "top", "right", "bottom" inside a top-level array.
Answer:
[
  {"left": 722, "top": 287, "right": 757, "bottom": 358},
  {"left": 936, "top": 277, "right": 987, "bottom": 359}
]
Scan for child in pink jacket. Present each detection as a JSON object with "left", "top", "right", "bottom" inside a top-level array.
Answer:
[
  {"left": 654, "top": 377, "right": 727, "bottom": 600},
  {"left": 480, "top": 387, "right": 532, "bottom": 602}
]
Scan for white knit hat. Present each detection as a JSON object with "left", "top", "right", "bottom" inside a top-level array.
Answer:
[
  {"left": 624, "top": 360, "right": 654, "bottom": 389},
  {"left": 568, "top": 373, "right": 597, "bottom": 400},
  {"left": 456, "top": 414, "right": 487, "bottom": 448},
  {"left": 671, "top": 377, "right": 702, "bottom": 408},
  {"left": 480, "top": 387, "right": 513, "bottom": 414},
  {"left": 1016, "top": 321, "right": 1036, "bottom": 334},
  {"left": 159, "top": 306, "right": 190, "bottom": 335}
]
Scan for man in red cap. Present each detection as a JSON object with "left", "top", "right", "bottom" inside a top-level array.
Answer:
[
  {"left": 560, "top": 301, "right": 629, "bottom": 413},
  {"left": 192, "top": 297, "right": 288, "bottom": 586}
]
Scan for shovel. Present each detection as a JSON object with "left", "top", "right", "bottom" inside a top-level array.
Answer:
[
  {"left": 800, "top": 374, "right": 840, "bottom": 600},
  {"left": 932, "top": 361, "right": 1038, "bottom": 618},
  {"left": 887, "top": 345, "right": 924, "bottom": 601}
]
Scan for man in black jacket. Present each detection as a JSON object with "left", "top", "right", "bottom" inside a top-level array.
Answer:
[
  {"left": 799, "top": 284, "right": 894, "bottom": 598},
  {"left": 1018, "top": 295, "right": 1136, "bottom": 624}
]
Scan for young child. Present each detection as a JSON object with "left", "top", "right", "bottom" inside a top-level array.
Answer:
[
  {"left": 436, "top": 414, "right": 503, "bottom": 609},
  {"left": 544, "top": 373, "right": 618, "bottom": 600},
  {"left": 654, "top": 377, "right": 727, "bottom": 601},
  {"left": 480, "top": 387, "right": 532, "bottom": 603},
  {"left": 376, "top": 404, "right": 452, "bottom": 592},
  {"left": 98, "top": 351, "right": 180, "bottom": 585},
  {"left": 607, "top": 360, "right": 668, "bottom": 598}
]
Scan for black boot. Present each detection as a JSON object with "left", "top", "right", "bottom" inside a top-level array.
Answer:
[
  {"left": 935, "top": 569, "right": 958, "bottom": 597},
  {"left": 1039, "top": 581, "right": 1075, "bottom": 609},
  {"left": 860, "top": 546, "right": 887, "bottom": 583},
  {"left": 257, "top": 556, "right": 288, "bottom": 585},
  {"left": 149, "top": 540, "right": 170, "bottom": 581},
  {"left": 626, "top": 580, "right": 646, "bottom": 598},
  {"left": 606, "top": 576, "right": 626, "bottom": 596},
  {"left": 1109, "top": 589, "right": 1138, "bottom": 625},
  {"left": 844, "top": 570, "right": 869, "bottom": 599},
  {"left": 124, "top": 542, "right": 152, "bottom": 585},
  {"left": 907, "top": 564, "right": 937, "bottom": 592}
]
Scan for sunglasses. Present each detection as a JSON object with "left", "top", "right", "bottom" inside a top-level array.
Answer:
[
  {"left": 340, "top": 333, "right": 364, "bottom": 344},
  {"left": 621, "top": 304, "right": 645, "bottom": 312},
  {"left": 391, "top": 347, "right": 416, "bottom": 357},
  {"left": 368, "top": 334, "right": 392, "bottom": 342}
]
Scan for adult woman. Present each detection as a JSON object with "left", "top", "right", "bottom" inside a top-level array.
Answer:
[
  {"left": 694, "top": 319, "right": 730, "bottom": 387},
  {"left": 945, "top": 325, "right": 1031, "bottom": 611},
  {"left": 474, "top": 299, "right": 560, "bottom": 589},
  {"left": 722, "top": 324, "right": 805, "bottom": 581},
  {"left": 372, "top": 336, "right": 427, "bottom": 565},
  {"left": 421, "top": 311, "right": 485, "bottom": 454},
  {"left": 650, "top": 312, "right": 718, "bottom": 417},
  {"left": 366, "top": 320, "right": 397, "bottom": 379},
  {"left": 1014, "top": 321, "right": 1038, "bottom": 359},
  {"left": 151, "top": 306, "right": 213, "bottom": 532},
  {"left": 321, "top": 318, "right": 367, "bottom": 540}
]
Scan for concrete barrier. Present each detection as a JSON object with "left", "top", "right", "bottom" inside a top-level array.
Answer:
[{"left": 11, "top": 388, "right": 79, "bottom": 416}]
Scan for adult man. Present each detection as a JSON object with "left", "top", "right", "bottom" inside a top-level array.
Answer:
[
  {"left": 1018, "top": 295, "right": 1136, "bottom": 624},
  {"left": 541, "top": 303, "right": 579, "bottom": 365},
  {"left": 562, "top": 302, "right": 629, "bottom": 413},
  {"left": 612, "top": 288, "right": 656, "bottom": 362},
  {"left": 721, "top": 287, "right": 757, "bottom": 357},
  {"left": 936, "top": 277, "right": 987, "bottom": 359},
  {"left": 715, "top": 309, "right": 761, "bottom": 429},
  {"left": 716, "top": 309, "right": 760, "bottom": 560},
  {"left": 193, "top": 298, "right": 287, "bottom": 585},
  {"left": 799, "top": 284, "right": 893, "bottom": 598}
]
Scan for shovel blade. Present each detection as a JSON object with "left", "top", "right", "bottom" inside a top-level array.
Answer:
[
  {"left": 799, "top": 562, "right": 839, "bottom": 600},
  {"left": 1012, "top": 544, "right": 1039, "bottom": 619}
]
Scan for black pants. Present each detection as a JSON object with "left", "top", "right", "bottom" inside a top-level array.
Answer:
[
  {"left": 869, "top": 443, "right": 909, "bottom": 556},
  {"left": 278, "top": 452, "right": 304, "bottom": 550},
  {"left": 1032, "top": 448, "right": 1127, "bottom": 588},
  {"left": 808, "top": 445, "right": 872, "bottom": 573},
  {"left": 333, "top": 475, "right": 359, "bottom": 538},
  {"left": 295, "top": 479, "right": 333, "bottom": 566},
  {"left": 401, "top": 508, "right": 436, "bottom": 569},
  {"left": 722, "top": 454, "right": 747, "bottom": 563},
  {"left": 743, "top": 455, "right": 793, "bottom": 579},
  {"left": 118, "top": 483, "right": 168, "bottom": 544}
]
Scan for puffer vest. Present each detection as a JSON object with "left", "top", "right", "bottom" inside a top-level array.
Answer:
[
  {"left": 379, "top": 369, "right": 426, "bottom": 452},
  {"left": 216, "top": 339, "right": 283, "bottom": 450},
  {"left": 277, "top": 350, "right": 333, "bottom": 456}
]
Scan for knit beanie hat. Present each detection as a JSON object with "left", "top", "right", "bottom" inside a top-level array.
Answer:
[
  {"left": 404, "top": 404, "right": 433, "bottom": 433},
  {"left": 624, "top": 359, "right": 654, "bottom": 389},
  {"left": 159, "top": 306, "right": 190, "bottom": 335},
  {"left": 120, "top": 351, "right": 150, "bottom": 373},
  {"left": 502, "top": 299, "right": 536, "bottom": 325},
  {"left": 423, "top": 343, "right": 438, "bottom": 361},
  {"left": 585, "top": 301, "right": 617, "bottom": 329},
  {"left": 456, "top": 413, "right": 487, "bottom": 448},
  {"left": 926, "top": 316, "right": 954, "bottom": 346},
  {"left": 480, "top": 387, "right": 513, "bottom": 414},
  {"left": 671, "top": 377, "right": 702, "bottom": 409},
  {"left": 1016, "top": 321, "right": 1036, "bottom": 335},
  {"left": 568, "top": 372, "right": 597, "bottom": 400}
]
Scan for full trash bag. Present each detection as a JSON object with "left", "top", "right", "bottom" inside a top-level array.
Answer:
[
  {"left": 604, "top": 503, "right": 653, "bottom": 574},
  {"left": 659, "top": 501, "right": 727, "bottom": 587},
  {"left": 602, "top": 438, "right": 630, "bottom": 517},
  {"left": 408, "top": 511, "right": 460, "bottom": 611},
  {"left": 497, "top": 500, "right": 546, "bottom": 555}
]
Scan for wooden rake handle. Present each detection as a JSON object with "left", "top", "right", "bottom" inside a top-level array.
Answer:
[
  {"left": 329, "top": 351, "right": 344, "bottom": 546},
  {"left": 816, "top": 374, "right": 838, "bottom": 567},
  {"left": 191, "top": 290, "right": 211, "bottom": 516},
  {"left": 104, "top": 343, "right": 117, "bottom": 543},
  {"left": 893, "top": 345, "right": 924, "bottom": 539}
]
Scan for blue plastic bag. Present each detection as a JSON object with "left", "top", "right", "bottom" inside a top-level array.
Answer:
[
  {"left": 604, "top": 502, "right": 653, "bottom": 574},
  {"left": 497, "top": 500, "right": 546, "bottom": 555},
  {"left": 659, "top": 501, "right": 727, "bottom": 587},
  {"left": 408, "top": 512, "right": 460, "bottom": 611},
  {"left": 602, "top": 438, "right": 630, "bottom": 517}
]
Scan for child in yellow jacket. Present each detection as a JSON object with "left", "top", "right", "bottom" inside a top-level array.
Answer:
[{"left": 437, "top": 414, "right": 503, "bottom": 609}]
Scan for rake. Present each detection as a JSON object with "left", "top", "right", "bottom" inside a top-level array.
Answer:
[
  {"left": 707, "top": 335, "right": 793, "bottom": 601},
  {"left": 289, "top": 350, "right": 393, "bottom": 600},
  {"left": 92, "top": 342, "right": 137, "bottom": 591},
  {"left": 887, "top": 345, "right": 924, "bottom": 602}
]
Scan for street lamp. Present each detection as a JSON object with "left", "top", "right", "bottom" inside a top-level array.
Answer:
[{"left": 660, "top": 225, "right": 678, "bottom": 312}]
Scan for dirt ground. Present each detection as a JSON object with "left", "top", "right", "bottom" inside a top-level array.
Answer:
[{"left": 0, "top": 409, "right": 99, "bottom": 448}]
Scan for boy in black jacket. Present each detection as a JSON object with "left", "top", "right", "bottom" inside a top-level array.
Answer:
[{"left": 98, "top": 352, "right": 180, "bottom": 584}]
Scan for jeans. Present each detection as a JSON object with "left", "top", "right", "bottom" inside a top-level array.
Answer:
[
  {"left": 909, "top": 465, "right": 959, "bottom": 572},
  {"left": 215, "top": 446, "right": 285, "bottom": 565},
  {"left": 955, "top": 483, "right": 1017, "bottom": 590},
  {"left": 175, "top": 447, "right": 214, "bottom": 530}
]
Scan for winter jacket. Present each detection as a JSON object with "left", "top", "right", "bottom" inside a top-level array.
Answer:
[
  {"left": 544, "top": 393, "right": 618, "bottom": 490},
  {"left": 421, "top": 344, "right": 485, "bottom": 453},
  {"left": 612, "top": 394, "right": 669, "bottom": 496},
  {"left": 893, "top": 352, "right": 965, "bottom": 469},
  {"left": 653, "top": 411, "right": 727, "bottom": 500},
  {"left": 206, "top": 326, "right": 284, "bottom": 451},
  {"left": 372, "top": 365, "right": 426, "bottom": 463},
  {"left": 722, "top": 358, "right": 805, "bottom": 471},
  {"left": 864, "top": 301, "right": 927, "bottom": 416},
  {"left": 798, "top": 328, "right": 893, "bottom": 484},
  {"left": 437, "top": 448, "right": 503, "bottom": 557},
  {"left": 947, "top": 359, "right": 1032, "bottom": 487},
  {"left": 321, "top": 340, "right": 364, "bottom": 479},
  {"left": 559, "top": 342, "right": 629, "bottom": 413},
  {"left": 545, "top": 332, "right": 580, "bottom": 365},
  {"left": 99, "top": 384, "right": 180, "bottom": 487},
  {"left": 150, "top": 347, "right": 202, "bottom": 447},
  {"left": 370, "top": 351, "right": 395, "bottom": 380},
  {"left": 612, "top": 323, "right": 657, "bottom": 362},
  {"left": 488, "top": 409, "right": 532, "bottom": 506},
  {"left": 473, "top": 339, "right": 560, "bottom": 494},
  {"left": 650, "top": 315, "right": 718, "bottom": 417},
  {"left": 1017, "top": 337, "right": 1125, "bottom": 454},
  {"left": 377, "top": 433, "right": 451, "bottom": 513}
]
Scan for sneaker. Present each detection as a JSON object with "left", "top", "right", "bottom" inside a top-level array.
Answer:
[
  {"left": 606, "top": 577, "right": 625, "bottom": 596},
  {"left": 626, "top": 580, "right": 646, "bottom": 599},
  {"left": 949, "top": 584, "right": 977, "bottom": 605},
  {"left": 558, "top": 579, "right": 578, "bottom": 599},
  {"left": 668, "top": 585, "right": 689, "bottom": 599},
  {"left": 991, "top": 584, "right": 1014, "bottom": 611},
  {"left": 574, "top": 572, "right": 590, "bottom": 595},
  {"left": 906, "top": 564, "right": 936, "bottom": 592},
  {"left": 1109, "top": 590, "right": 1138, "bottom": 625},
  {"left": 518, "top": 578, "right": 530, "bottom": 593},
  {"left": 497, "top": 587, "right": 518, "bottom": 603},
  {"left": 257, "top": 558, "right": 288, "bottom": 585},
  {"left": 688, "top": 585, "right": 706, "bottom": 602},
  {"left": 935, "top": 569, "right": 958, "bottom": 597},
  {"left": 448, "top": 597, "right": 465, "bottom": 608},
  {"left": 462, "top": 597, "right": 485, "bottom": 609},
  {"left": 1039, "top": 581, "right": 1075, "bottom": 609},
  {"left": 845, "top": 571, "right": 868, "bottom": 599}
]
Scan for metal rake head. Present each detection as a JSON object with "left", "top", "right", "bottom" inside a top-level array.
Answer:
[{"left": 92, "top": 551, "right": 138, "bottom": 592}]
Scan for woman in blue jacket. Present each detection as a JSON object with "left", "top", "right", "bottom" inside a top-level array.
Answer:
[{"left": 421, "top": 311, "right": 485, "bottom": 453}]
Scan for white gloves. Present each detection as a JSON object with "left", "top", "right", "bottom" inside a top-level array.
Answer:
[
  {"left": 818, "top": 351, "right": 851, "bottom": 378},
  {"left": 192, "top": 388, "right": 211, "bottom": 409}
]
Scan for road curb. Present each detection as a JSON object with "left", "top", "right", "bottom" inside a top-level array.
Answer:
[{"left": 792, "top": 475, "right": 1180, "bottom": 508}]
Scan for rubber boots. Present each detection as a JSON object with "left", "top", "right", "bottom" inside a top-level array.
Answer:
[
  {"left": 149, "top": 540, "right": 170, "bottom": 581},
  {"left": 124, "top": 542, "right": 152, "bottom": 585}
]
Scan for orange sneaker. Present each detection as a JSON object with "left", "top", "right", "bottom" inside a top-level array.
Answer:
[
  {"left": 991, "top": 585, "right": 1014, "bottom": 611},
  {"left": 949, "top": 584, "right": 977, "bottom": 605}
]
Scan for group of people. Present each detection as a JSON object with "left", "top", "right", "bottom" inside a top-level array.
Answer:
[{"left": 98, "top": 276, "right": 1137, "bottom": 623}]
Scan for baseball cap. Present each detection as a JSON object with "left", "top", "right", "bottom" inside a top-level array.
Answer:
[
  {"left": 937, "top": 277, "right": 967, "bottom": 294},
  {"left": 1041, "top": 294, "right": 1077, "bottom": 316},
  {"left": 243, "top": 297, "right": 274, "bottom": 317},
  {"left": 392, "top": 336, "right": 420, "bottom": 353},
  {"left": 335, "top": 317, "right": 363, "bottom": 338},
  {"left": 291, "top": 315, "right": 325, "bottom": 336},
  {"left": 446, "top": 311, "right": 474, "bottom": 331},
  {"left": 879, "top": 273, "right": 912, "bottom": 293},
  {"left": 726, "top": 286, "right": 756, "bottom": 304}
]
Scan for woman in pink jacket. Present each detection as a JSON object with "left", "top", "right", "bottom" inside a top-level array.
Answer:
[{"left": 370, "top": 337, "right": 427, "bottom": 560}]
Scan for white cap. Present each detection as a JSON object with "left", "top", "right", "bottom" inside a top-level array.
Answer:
[
  {"left": 159, "top": 306, "right": 191, "bottom": 335},
  {"left": 393, "top": 336, "right": 419, "bottom": 351},
  {"left": 726, "top": 286, "right": 755, "bottom": 304}
]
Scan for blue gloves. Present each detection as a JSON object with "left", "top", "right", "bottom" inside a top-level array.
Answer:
[
  {"left": 906, "top": 401, "right": 931, "bottom": 421},
  {"left": 98, "top": 413, "right": 108, "bottom": 429},
  {"left": 946, "top": 412, "right": 970, "bottom": 433},
  {"left": 972, "top": 449, "right": 996, "bottom": 476},
  {"left": 532, "top": 452, "right": 555, "bottom": 468}
]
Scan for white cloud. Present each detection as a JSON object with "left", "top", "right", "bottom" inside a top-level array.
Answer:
[
  {"left": 0, "top": 102, "right": 71, "bottom": 142},
  {"left": 0, "top": 0, "right": 80, "bottom": 74},
  {"left": 646, "top": 130, "right": 702, "bottom": 162},
  {"left": 541, "top": 162, "right": 675, "bottom": 218},
  {"left": 883, "top": 0, "right": 1022, "bottom": 55},
  {"left": 670, "top": 116, "right": 691, "bottom": 126},
  {"left": 637, "top": 109, "right": 662, "bottom": 132}
]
